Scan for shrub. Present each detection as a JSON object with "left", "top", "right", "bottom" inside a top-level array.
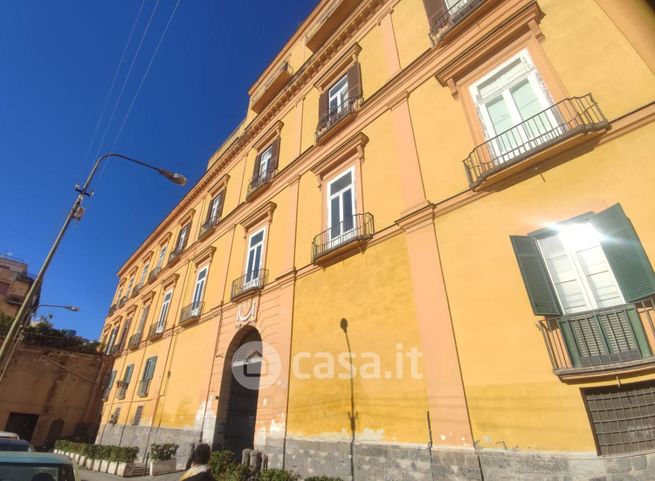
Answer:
[
  {"left": 210, "top": 450, "right": 235, "bottom": 477},
  {"left": 305, "top": 477, "right": 344, "bottom": 481},
  {"left": 150, "top": 443, "right": 178, "bottom": 461},
  {"left": 257, "top": 469, "right": 300, "bottom": 481},
  {"left": 217, "top": 463, "right": 254, "bottom": 481},
  {"left": 86, "top": 444, "right": 100, "bottom": 459}
]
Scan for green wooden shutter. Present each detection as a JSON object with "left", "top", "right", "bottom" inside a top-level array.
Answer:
[
  {"left": 124, "top": 364, "right": 134, "bottom": 384},
  {"left": 146, "top": 356, "right": 157, "bottom": 380},
  {"left": 591, "top": 203, "right": 655, "bottom": 302},
  {"left": 510, "top": 235, "right": 561, "bottom": 316},
  {"left": 270, "top": 137, "right": 281, "bottom": 170}
]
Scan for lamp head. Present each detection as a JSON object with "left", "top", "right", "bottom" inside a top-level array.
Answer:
[
  {"left": 158, "top": 168, "right": 187, "bottom": 186},
  {"left": 67, "top": 306, "right": 80, "bottom": 312},
  {"left": 340, "top": 318, "right": 348, "bottom": 333}
]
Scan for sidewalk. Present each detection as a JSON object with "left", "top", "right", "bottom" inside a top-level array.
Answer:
[{"left": 78, "top": 467, "right": 182, "bottom": 481}]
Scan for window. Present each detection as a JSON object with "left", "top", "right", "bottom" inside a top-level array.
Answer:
[
  {"left": 135, "top": 304, "right": 150, "bottom": 336},
  {"left": 248, "top": 139, "right": 280, "bottom": 197},
  {"left": 470, "top": 50, "right": 557, "bottom": 163},
  {"left": 584, "top": 380, "right": 655, "bottom": 455},
  {"left": 109, "top": 407, "right": 120, "bottom": 424},
  {"left": 131, "top": 406, "right": 144, "bottom": 425},
  {"left": 258, "top": 146, "right": 273, "bottom": 180},
  {"left": 191, "top": 267, "right": 208, "bottom": 315},
  {"left": 207, "top": 193, "right": 223, "bottom": 226},
  {"left": 117, "top": 318, "right": 132, "bottom": 351},
  {"left": 245, "top": 228, "right": 266, "bottom": 288},
  {"left": 537, "top": 223, "right": 624, "bottom": 314},
  {"left": 101, "top": 370, "right": 116, "bottom": 400},
  {"left": 138, "top": 356, "right": 157, "bottom": 397},
  {"left": 327, "top": 169, "right": 356, "bottom": 246},
  {"left": 0, "top": 282, "right": 9, "bottom": 296},
  {"left": 328, "top": 75, "right": 349, "bottom": 116},
  {"left": 126, "top": 275, "right": 135, "bottom": 298},
  {"left": 512, "top": 205, "right": 655, "bottom": 369},
  {"left": 175, "top": 224, "right": 190, "bottom": 253},
  {"left": 156, "top": 244, "right": 168, "bottom": 268},
  {"left": 138, "top": 261, "right": 149, "bottom": 287},
  {"left": 118, "top": 364, "right": 134, "bottom": 399},
  {"left": 156, "top": 290, "right": 173, "bottom": 333},
  {"left": 115, "top": 284, "right": 124, "bottom": 304},
  {"left": 105, "top": 325, "right": 119, "bottom": 354}
]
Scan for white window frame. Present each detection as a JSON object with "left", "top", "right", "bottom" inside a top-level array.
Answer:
[
  {"left": 326, "top": 167, "right": 357, "bottom": 247},
  {"left": 469, "top": 49, "right": 558, "bottom": 164},
  {"left": 105, "top": 325, "right": 119, "bottom": 354},
  {"left": 191, "top": 266, "right": 208, "bottom": 315},
  {"left": 135, "top": 303, "right": 150, "bottom": 336},
  {"left": 176, "top": 225, "right": 189, "bottom": 251},
  {"left": 244, "top": 227, "right": 266, "bottom": 288},
  {"left": 328, "top": 74, "right": 349, "bottom": 114},
  {"left": 536, "top": 223, "right": 625, "bottom": 314},
  {"left": 208, "top": 194, "right": 222, "bottom": 225},
  {"left": 156, "top": 244, "right": 168, "bottom": 268},
  {"left": 259, "top": 145, "right": 273, "bottom": 180},
  {"left": 115, "top": 284, "right": 124, "bottom": 303},
  {"left": 156, "top": 290, "right": 173, "bottom": 333},
  {"left": 126, "top": 275, "right": 135, "bottom": 297},
  {"left": 138, "top": 260, "right": 150, "bottom": 287}
]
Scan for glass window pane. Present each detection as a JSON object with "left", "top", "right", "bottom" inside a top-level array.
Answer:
[
  {"left": 330, "top": 196, "right": 341, "bottom": 236},
  {"left": 250, "top": 231, "right": 264, "bottom": 246},
  {"left": 510, "top": 79, "right": 541, "bottom": 121},
  {"left": 486, "top": 96, "right": 514, "bottom": 135},
  {"left": 342, "top": 189, "right": 354, "bottom": 231},
  {"left": 329, "top": 172, "right": 352, "bottom": 195}
]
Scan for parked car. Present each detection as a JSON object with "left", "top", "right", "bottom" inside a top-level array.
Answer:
[
  {"left": 0, "top": 452, "right": 79, "bottom": 481},
  {"left": 0, "top": 439, "right": 34, "bottom": 452},
  {"left": 0, "top": 432, "right": 19, "bottom": 440}
]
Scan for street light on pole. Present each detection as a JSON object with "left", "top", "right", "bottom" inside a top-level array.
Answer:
[{"left": 0, "top": 152, "right": 187, "bottom": 368}]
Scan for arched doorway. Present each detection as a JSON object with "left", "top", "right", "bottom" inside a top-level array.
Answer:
[{"left": 220, "top": 328, "right": 262, "bottom": 457}]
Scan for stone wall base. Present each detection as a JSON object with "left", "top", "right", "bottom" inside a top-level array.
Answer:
[
  {"left": 96, "top": 423, "right": 200, "bottom": 469},
  {"left": 257, "top": 437, "right": 655, "bottom": 481}
]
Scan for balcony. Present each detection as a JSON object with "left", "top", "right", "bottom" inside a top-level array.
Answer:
[
  {"left": 107, "top": 304, "right": 117, "bottom": 316},
  {"left": 231, "top": 269, "right": 268, "bottom": 302},
  {"left": 5, "top": 294, "right": 23, "bottom": 305},
  {"left": 429, "top": 0, "right": 486, "bottom": 44},
  {"left": 109, "top": 344, "right": 123, "bottom": 357},
  {"left": 463, "top": 94, "right": 609, "bottom": 189},
  {"left": 539, "top": 299, "right": 655, "bottom": 380},
  {"left": 305, "top": 0, "right": 359, "bottom": 52},
  {"left": 179, "top": 301, "right": 204, "bottom": 326},
  {"left": 148, "top": 266, "right": 161, "bottom": 284},
  {"left": 316, "top": 96, "right": 360, "bottom": 143},
  {"left": 312, "top": 213, "right": 375, "bottom": 264},
  {"left": 246, "top": 167, "right": 276, "bottom": 200},
  {"left": 148, "top": 323, "right": 164, "bottom": 341},
  {"left": 117, "top": 296, "right": 127, "bottom": 308},
  {"left": 167, "top": 246, "right": 184, "bottom": 267},
  {"left": 250, "top": 61, "right": 293, "bottom": 114},
  {"left": 128, "top": 332, "right": 142, "bottom": 351},
  {"left": 132, "top": 282, "right": 143, "bottom": 298},
  {"left": 199, "top": 217, "right": 220, "bottom": 240}
]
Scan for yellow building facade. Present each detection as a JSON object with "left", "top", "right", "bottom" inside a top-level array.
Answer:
[{"left": 98, "top": 0, "right": 655, "bottom": 479}]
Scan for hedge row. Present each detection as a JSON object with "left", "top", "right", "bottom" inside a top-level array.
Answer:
[{"left": 54, "top": 440, "right": 138, "bottom": 463}]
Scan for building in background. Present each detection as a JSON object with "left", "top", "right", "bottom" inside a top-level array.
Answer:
[
  {"left": 0, "top": 253, "right": 38, "bottom": 317},
  {"left": 97, "top": 0, "right": 655, "bottom": 479}
]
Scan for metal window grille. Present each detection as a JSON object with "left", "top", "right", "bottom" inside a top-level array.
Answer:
[
  {"left": 131, "top": 406, "right": 143, "bottom": 426},
  {"left": 583, "top": 380, "right": 655, "bottom": 455}
]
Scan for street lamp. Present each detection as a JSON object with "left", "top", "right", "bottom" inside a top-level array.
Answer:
[
  {"left": 33, "top": 304, "right": 80, "bottom": 313},
  {"left": 0, "top": 152, "right": 186, "bottom": 368}
]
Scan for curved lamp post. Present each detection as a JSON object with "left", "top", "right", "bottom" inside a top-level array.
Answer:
[{"left": 0, "top": 153, "right": 187, "bottom": 367}]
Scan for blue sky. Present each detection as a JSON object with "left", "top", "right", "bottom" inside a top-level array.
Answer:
[{"left": 0, "top": 0, "right": 317, "bottom": 339}]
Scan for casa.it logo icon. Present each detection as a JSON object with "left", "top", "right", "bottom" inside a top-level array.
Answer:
[{"left": 231, "top": 341, "right": 281, "bottom": 390}]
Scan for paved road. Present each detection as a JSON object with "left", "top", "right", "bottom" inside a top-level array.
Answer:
[{"left": 78, "top": 467, "right": 183, "bottom": 481}]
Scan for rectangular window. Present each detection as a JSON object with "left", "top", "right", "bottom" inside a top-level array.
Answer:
[
  {"left": 156, "top": 244, "right": 168, "bottom": 268},
  {"left": 192, "top": 267, "right": 208, "bottom": 315},
  {"left": 176, "top": 225, "right": 190, "bottom": 252},
  {"left": 584, "top": 380, "right": 655, "bottom": 455},
  {"left": 105, "top": 326, "right": 119, "bottom": 354},
  {"left": 135, "top": 304, "right": 150, "bottom": 335},
  {"left": 537, "top": 223, "right": 624, "bottom": 314},
  {"left": 117, "top": 318, "right": 132, "bottom": 350},
  {"left": 156, "top": 290, "right": 173, "bottom": 333},
  {"left": 470, "top": 50, "right": 558, "bottom": 164},
  {"left": 122, "top": 364, "right": 134, "bottom": 386},
  {"left": 327, "top": 168, "right": 356, "bottom": 245},
  {"left": 138, "top": 356, "right": 157, "bottom": 397},
  {"left": 115, "top": 284, "right": 124, "bottom": 304},
  {"left": 102, "top": 370, "right": 116, "bottom": 400},
  {"left": 126, "top": 275, "right": 135, "bottom": 298},
  {"left": 245, "top": 228, "right": 266, "bottom": 287},
  {"left": 132, "top": 406, "right": 143, "bottom": 425},
  {"left": 207, "top": 193, "right": 223, "bottom": 225},
  {"left": 258, "top": 145, "right": 273, "bottom": 180},
  {"left": 328, "top": 74, "right": 349, "bottom": 115},
  {"left": 138, "top": 261, "right": 150, "bottom": 286}
]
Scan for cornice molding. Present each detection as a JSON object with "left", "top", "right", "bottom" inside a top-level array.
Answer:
[
  {"left": 162, "top": 273, "right": 180, "bottom": 289},
  {"left": 239, "top": 201, "right": 277, "bottom": 232},
  {"left": 192, "top": 246, "right": 217, "bottom": 266},
  {"left": 209, "top": 173, "right": 231, "bottom": 196},
  {"left": 310, "top": 132, "right": 369, "bottom": 180},
  {"left": 314, "top": 42, "right": 362, "bottom": 91},
  {"left": 253, "top": 121, "right": 284, "bottom": 152}
]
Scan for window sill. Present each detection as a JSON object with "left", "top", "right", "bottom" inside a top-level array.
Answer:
[{"left": 246, "top": 178, "right": 274, "bottom": 202}]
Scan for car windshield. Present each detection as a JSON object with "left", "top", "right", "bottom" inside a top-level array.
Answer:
[
  {"left": 0, "top": 463, "right": 76, "bottom": 481},
  {"left": 0, "top": 441, "right": 32, "bottom": 452}
]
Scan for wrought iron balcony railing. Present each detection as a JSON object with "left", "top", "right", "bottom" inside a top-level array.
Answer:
[
  {"left": 167, "top": 246, "right": 184, "bottom": 266},
  {"left": 132, "top": 282, "right": 144, "bottom": 298},
  {"left": 179, "top": 301, "right": 204, "bottom": 325},
  {"left": 109, "top": 344, "right": 122, "bottom": 357},
  {"left": 107, "top": 304, "right": 117, "bottom": 316},
  {"left": 429, "top": 0, "right": 484, "bottom": 43},
  {"left": 117, "top": 296, "right": 127, "bottom": 308},
  {"left": 199, "top": 217, "right": 220, "bottom": 239},
  {"left": 539, "top": 299, "right": 655, "bottom": 376},
  {"left": 6, "top": 294, "right": 23, "bottom": 305},
  {"left": 247, "top": 167, "right": 276, "bottom": 198},
  {"left": 148, "top": 323, "right": 164, "bottom": 340},
  {"left": 316, "top": 95, "right": 360, "bottom": 141},
  {"left": 148, "top": 266, "right": 161, "bottom": 284},
  {"left": 463, "top": 94, "right": 608, "bottom": 188},
  {"left": 231, "top": 269, "right": 268, "bottom": 301},
  {"left": 128, "top": 332, "right": 142, "bottom": 350},
  {"left": 116, "top": 382, "right": 129, "bottom": 400},
  {"left": 312, "top": 213, "right": 375, "bottom": 263}
]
